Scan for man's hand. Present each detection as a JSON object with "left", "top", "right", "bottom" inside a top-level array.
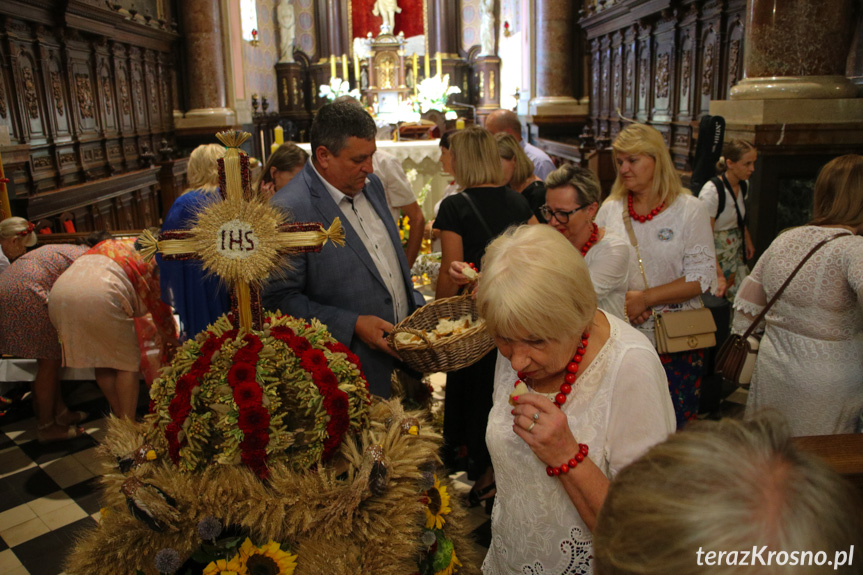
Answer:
[{"left": 355, "top": 315, "right": 401, "bottom": 359}]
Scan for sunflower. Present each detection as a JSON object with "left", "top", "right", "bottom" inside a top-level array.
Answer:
[
  {"left": 435, "top": 548, "right": 462, "bottom": 575},
  {"left": 237, "top": 538, "right": 298, "bottom": 575},
  {"left": 423, "top": 475, "right": 452, "bottom": 530},
  {"left": 202, "top": 554, "right": 246, "bottom": 575}
]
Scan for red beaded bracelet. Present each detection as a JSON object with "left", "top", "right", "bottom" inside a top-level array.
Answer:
[{"left": 546, "top": 443, "right": 590, "bottom": 477}]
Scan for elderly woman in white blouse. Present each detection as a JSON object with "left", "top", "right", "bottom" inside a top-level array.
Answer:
[
  {"left": 595, "top": 123, "right": 716, "bottom": 429},
  {"left": 542, "top": 164, "right": 631, "bottom": 321},
  {"left": 477, "top": 224, "right": 674, "bottom": 574}
]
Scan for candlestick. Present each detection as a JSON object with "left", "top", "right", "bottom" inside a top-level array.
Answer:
[
  {"left": 330, "top": 54, "right": 337, "bottom": 78},
  {"left": 273, "top": 125, "right": 284, "bottom": 145},
  {"left": 342, "top": 54, "right": 348, "bottom": 80},
  {"left": 424, "top": 53, "right": 430, "bottom": 79},
  {"left": 436, "top": 52, "right": 442, "bottom": 78},
  {"left": 260, "top": 131, "right": 267, "bottom": 164},
  {"left": 354, "top": 53, "right": 361, "bottom": 88},
  {"left": 412, "top": 53, "right": 418, "bottom": 93}
]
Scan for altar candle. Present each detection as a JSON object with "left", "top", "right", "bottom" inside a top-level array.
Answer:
[
  {"left": 436, "top": 52, "right": 442, "bottom": 77},
  {"left": 273, "top": 125, "right": 284, "bottom": 145},
  {"left": 271, "top": 141, "right": 280, "bottom": 155},
  {"left": 354, "top": 53, "right": 361, "bottom": 87},
  {"left": 330, "top": 54, "right": 337, "bottom": 78},
  {"left": 260, "top": 131, "right": 267, "bottom": 164},
  {"left": 342, "top": 54, "right": 348, "bottom": 80},
  {"left": 456, "top": 118, "right": 465, "bottom": 130},
  {"left": 424, "top": 53, "right": 430, "bottom": 79}
]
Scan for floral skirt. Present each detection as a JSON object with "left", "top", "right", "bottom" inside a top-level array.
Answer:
[
  {"left": 714, "top": 228, "right": 748, "bottom": 302},
  {"left": 659, "top": 349, "right": 705, "bottom": 429}
]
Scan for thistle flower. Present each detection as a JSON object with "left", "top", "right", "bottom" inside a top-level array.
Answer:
[
  {"left": 197, "top": 515, "right": 222, "bottom": 541},
  {"left": 154, "top": 548, "right": 182, "bottom": 574}
]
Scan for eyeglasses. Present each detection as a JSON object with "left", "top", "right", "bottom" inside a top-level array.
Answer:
[{"left": 539, "top": 204, "right": 589, "bottom": 224}]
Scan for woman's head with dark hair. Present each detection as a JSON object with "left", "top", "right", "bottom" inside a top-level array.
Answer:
[
  {"left": 256, "top": 142, "right": 309, "bottom": 197},
  {"left": 812, "top": 154, "right": 863, "bottom": 231}
]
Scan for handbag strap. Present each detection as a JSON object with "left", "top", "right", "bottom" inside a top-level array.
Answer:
[
  {"left": 739, "top": 231, "right": 850, "bottom": 340},
  {"left": 460, "top": 191, "right": 495, "bottom": 243},
  {"left": 622, "top": 203, "right": 650, "bottom": 290}
]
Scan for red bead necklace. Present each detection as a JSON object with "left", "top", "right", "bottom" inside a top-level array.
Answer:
[
  {"left": 515, "top": 331, "right": 590, "bottom": 408},
  {"left": 627, "top": 192, "right": 665, "bottom": 223},
  {"left": 580, "top": 223, "right": 598, "bottom": 257}
]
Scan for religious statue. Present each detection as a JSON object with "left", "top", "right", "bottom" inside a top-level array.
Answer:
[
  {"left": 372, "top": 0, "right": 401, "bottom": 34},
  {"left": 479, "top": 0, "right": 496, "bottom": 56},
  {"left": 277, "top": 0, "right": 295, "bottom": 63}
]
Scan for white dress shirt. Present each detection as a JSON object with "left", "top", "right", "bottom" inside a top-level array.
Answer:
[{"left": 310, "top": 162, "right": 411, "bottom": 322}]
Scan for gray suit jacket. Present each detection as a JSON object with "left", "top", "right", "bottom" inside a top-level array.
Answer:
[{"left": 262, "top": 161, "right": 424, "bottom": 397}]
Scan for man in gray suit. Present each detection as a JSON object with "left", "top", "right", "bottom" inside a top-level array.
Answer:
[{"left": 262, "top": 102, "right": 423, "bottom": 397}]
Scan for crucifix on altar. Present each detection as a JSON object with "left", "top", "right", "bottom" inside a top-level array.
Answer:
[{"left": 138, "top": 130, "right": 344, "bottom": 333}]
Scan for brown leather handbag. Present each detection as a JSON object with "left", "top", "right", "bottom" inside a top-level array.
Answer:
[{"left": 714, "top": 231, "right": 849, "bottom": 386}]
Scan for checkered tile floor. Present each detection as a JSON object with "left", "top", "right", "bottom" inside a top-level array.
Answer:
[{"left": 0, "top": 382, "right": 113, "bottom": 575}]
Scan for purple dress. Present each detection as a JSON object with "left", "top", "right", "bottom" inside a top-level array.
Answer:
[{"left": 0, "top": 244, "right": 88, "bottom": 359}]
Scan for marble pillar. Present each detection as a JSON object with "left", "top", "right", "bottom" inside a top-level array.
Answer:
[
  {"left": 731, "top": 0, "right": 857, "bottom": 99},
  {"left": 427, "top": 0, "right": 460, "bottom": 57},
  {"left": 529, "top": 0, "right": 587, "bottom": 116},
  {"left": 179, "top": 0, "right": 236, "bottom": 126}
]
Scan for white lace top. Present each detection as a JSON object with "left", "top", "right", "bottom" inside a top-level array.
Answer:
[
  {"left": 483, "top": 312, "right": 676, "bottom": 575},
  {"left": 596, "top": 194, "right": 717, "bottom": 344},
  {"left": 733, "top": 226, "right": 863, "bottom": 435},
  {"left": 584, "top": 229, "right": 631, "bottom": 322}
]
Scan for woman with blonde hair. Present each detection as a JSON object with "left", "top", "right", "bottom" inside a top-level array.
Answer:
[
  {"left": 595, "top": 123, "right": 716, "bottom": 428},
  {"left": 594, "top": 413, "right": 863, "bottom": 575},
  {"left": 0, "top": 217, "right": 37, "bottom": 274},
  {"left": 159, "top": 143, "right": 230, "bottom": 339},
  {"left": 698, "top": 138, "right": 757, "bottom": 301},
  {"left": 495, "top": 132, "right": 545, "bottom": 221},
  {"left": 256, "top": 142, "right": 308, "bottom": 198},
  {"left": 479, "top": 224, "right": 675, "bottom": 574},
  {"left": 433, "top": 126, "right": 535, "bottom": 506},
  {"left": 733, "top": 154, "right": 863, "bottom": 436}
]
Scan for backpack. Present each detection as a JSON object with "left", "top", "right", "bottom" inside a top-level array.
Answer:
[
  {"left": 709, "top": 175, "right": 747, "bottom": 230},
  {"left": 691, "top": 115, "right": 726, "bottom": 195}
]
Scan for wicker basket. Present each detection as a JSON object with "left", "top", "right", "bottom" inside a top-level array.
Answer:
[{"left": 388, "top": 294, "right": 495, "bottom": 373}]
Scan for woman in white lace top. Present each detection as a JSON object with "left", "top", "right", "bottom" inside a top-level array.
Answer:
[
  {"left": 543, "top": 164, "right": 631, "bottom": 321},
  {"left": 596, "top": 124, "right": 717, "bottom": 428},
  {"left": 733, "top": 154, "right": 863, "bottom": 436},
  {"left": 477, "top": 225, "right": 675, "bottom": 575}
]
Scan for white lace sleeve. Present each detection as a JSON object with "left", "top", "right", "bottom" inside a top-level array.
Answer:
[
  {"left": 732, "top": 253, "right": 767, "bottom": 334},
  {"left": 682, "top": 199, "right": 718, "bottom": 293},
  {"left": 587, "top": 237, "right": 630, "bottom": 302}
]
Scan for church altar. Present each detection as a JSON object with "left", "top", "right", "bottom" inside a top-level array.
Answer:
[{"left": 298, "top": 139, "right": 448, "bottom": 219}]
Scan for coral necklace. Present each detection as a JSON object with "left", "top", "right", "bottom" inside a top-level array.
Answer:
[
  {"left": 516, "top": 331, "right": 590, "bottom": 408},
  {"left": 580, "top": 223, "right": 598, "bottom": 257},
  {"left": 627, "top": 192, "right": 665, "bottom": 223}
]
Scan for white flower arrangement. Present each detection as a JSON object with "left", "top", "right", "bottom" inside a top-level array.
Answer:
[
  {"left": 414, "top": 74, "right": 461, "bottom": 114},
  {"left": 319, "top": 77, "right": 361, "bottom": 102},
  {"left": 405, "top": 168, "right": 419, "bottom": 183}
]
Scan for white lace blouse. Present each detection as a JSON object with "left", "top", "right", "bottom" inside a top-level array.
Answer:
[
  {"left": 584, "top": 229, "right": 631, "bottom": 322},
  {"left": 732, "top": 226, "right": 863, "bottom": 435},
  {"left": 483, "top": 312, "right": 676, "bottom": 574},
  {"left": 596, "top": 194, "right": 717, "bottom": 343}
]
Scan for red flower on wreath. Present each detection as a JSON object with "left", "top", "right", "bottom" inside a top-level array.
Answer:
[
  {"left": 168, "top": 393, "right": 192, "bottom": 422},
  {"left": 165, "top": 422, "right": 181, "bottom": 463},
  {"left": 241, "top": 449, "right": 269, "bottom": 479},
  {"left": 238, "top": 404, "right": 270, "bottom": 432},
  {"left": 233, "top": 380, "right": 263, "bottom": 409},
  {"left": 301, "top": 349, "right": 328, "bottom": 372},
  {"left": 240, "top": 429, "right": 270, "bottom": 451},
  {"left": 228, "top": 362, "right": 256, "bottom": 386},
  {"left": 315, "top": 369, "right": 338, "bottom": 390},
  {"left": 233, "top": 347, "right": 258, "bottom": 365},
  {"left": 270, "top": 325, "right": 294, "bottom": 339},
  {"left": 174, "top": 374, "right": 195, "bottom": 396},
  {"left": 291, "top": 336, "right": 312, "bottom": 354}
]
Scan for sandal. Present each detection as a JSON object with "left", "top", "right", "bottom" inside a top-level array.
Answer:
[
  {"left": 37, "top": 422, "right": 84, "bottom": 444},
  {"left": 56, "top": 408, "right": 88, "bottom": 426}
]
